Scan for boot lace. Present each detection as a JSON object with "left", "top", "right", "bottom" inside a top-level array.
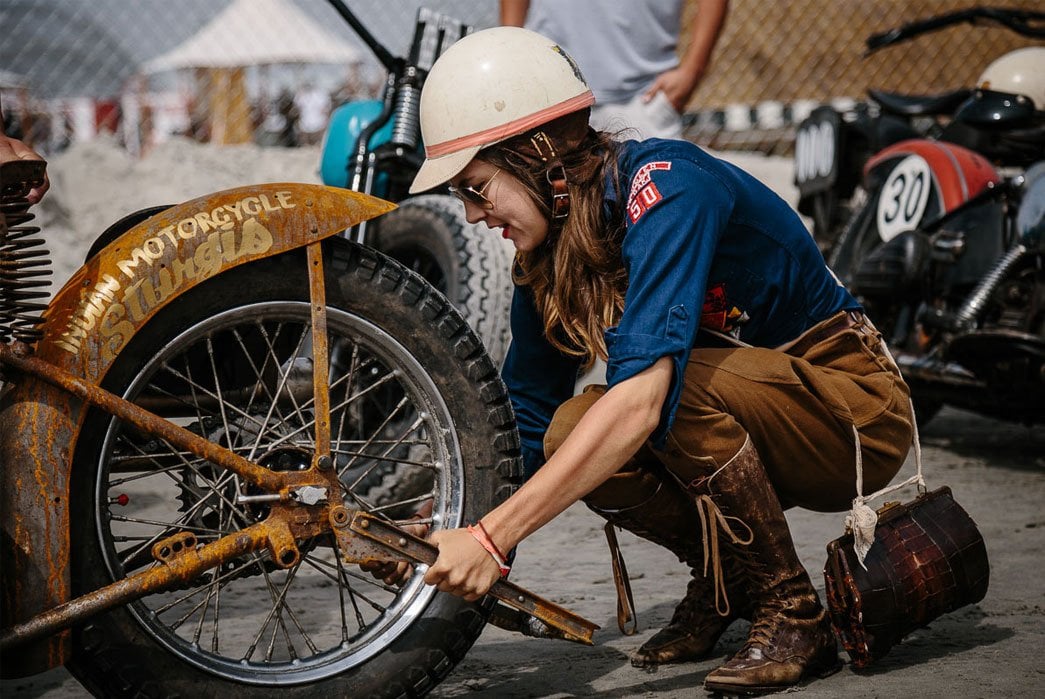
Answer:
[
  {"left": 695, "top": 494, "right": 754, "bottom": 617},
  {"left": 743, "top": 599, "right": 787, "bottom": 650}
]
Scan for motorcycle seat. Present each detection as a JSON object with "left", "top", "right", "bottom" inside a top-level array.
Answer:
[{"left": 869, "top": 88, "right": 973, "bottom": 117}]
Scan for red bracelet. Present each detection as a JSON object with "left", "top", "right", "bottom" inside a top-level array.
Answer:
[
  {"left": 474, "top": 520, "right": 507, "bottom": 561},
  {"left": 466, "top": 523, "right": 510, "bottom": 577}
]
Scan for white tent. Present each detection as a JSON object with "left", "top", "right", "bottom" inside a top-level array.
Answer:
[
  {"left": 142, "top": 0, "right": 360, "bottom": 72},
  {"left": 141, "top": 0, "right": 361, "bottom": 145}
]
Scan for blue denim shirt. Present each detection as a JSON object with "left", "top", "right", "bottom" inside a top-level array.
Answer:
[{"left": 502, "top": 139, "right": 860, "bottom": 477}]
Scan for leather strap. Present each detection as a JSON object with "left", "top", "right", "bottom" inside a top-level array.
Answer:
[
  {"left": 604, "top": 521, "right": 638, "bottom": 635},
  {"left": 546, "top": 163, "right": 570, "bottom": 220},
  {"left": 693, "top": 492, "right": 754, "bottom": 617},
  {"left": 529, "top": 130, "right": 572, "bottom": 227}
]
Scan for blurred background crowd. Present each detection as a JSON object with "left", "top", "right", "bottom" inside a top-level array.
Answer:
[{"left": 3, "top": 0, "right": 1040, "bottom": 159}]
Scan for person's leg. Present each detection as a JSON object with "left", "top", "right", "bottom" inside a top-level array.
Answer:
[
  {"left": 545, "top": 387, "right": 746, "bottom": 666},
  {"left": 670, "top": 321, "right": 912, "bottom": 513},
  {"left": 655, "top": 402, "right": 839, "bottom": 691},
  {"left": 652, "top": 318, "right": 911, "bottom": 691},
  {"left": 684, "top": 436, "right": 840, "bottom": 693}
]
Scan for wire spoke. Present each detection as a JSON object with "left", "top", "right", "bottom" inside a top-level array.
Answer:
[
  {"left": 245, "top": 322, "right": 313, "bottom": 461},
  {"left": 261, "top": 363, "right": 399, "bottom": 453},
  {"left": 346, "top": 413, "right": 424, "bottom": 492}
]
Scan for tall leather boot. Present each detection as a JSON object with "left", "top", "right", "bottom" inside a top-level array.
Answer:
[
  {"left": 686, "top": 437, "right": 839, "bottom": 694},
  {"left": 582, "top": 464, "right": 748, "bottom": 668}
]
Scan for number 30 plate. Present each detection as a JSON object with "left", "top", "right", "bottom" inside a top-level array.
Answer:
[{"left": 876, "top": 154, "right": 932, "bottom": 242}]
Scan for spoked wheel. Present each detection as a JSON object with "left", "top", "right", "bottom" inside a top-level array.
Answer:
[{"left": 66, "top": 239, "right": 520, "bottom": 698}]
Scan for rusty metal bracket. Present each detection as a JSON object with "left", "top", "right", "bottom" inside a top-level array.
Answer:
[
  {"left": 0, "top": 342, "right": 324, "bottom": 495},
  {"left": 329, "top": 508, "right": 599, "bottom": 645},
  {"left": 0, "top": 519, "right": 272, "bottom": 652},
  {"left": 306, "top": 241, "right": 331, "bottom": 465}
]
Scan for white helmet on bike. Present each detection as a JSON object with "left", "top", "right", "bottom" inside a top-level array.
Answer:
[
  {"left": 977, "top": 47, "right": 1045, "bottom": 109},
  {"left": 409, "top": 26, "right": 595, "bottom": 194}
]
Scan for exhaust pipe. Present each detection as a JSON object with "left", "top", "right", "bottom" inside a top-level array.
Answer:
[{"left": 893, "top": 352, "right": 986, "bottom": 389}]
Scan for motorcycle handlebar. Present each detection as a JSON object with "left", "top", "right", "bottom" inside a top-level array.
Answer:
[
  {"left": 326, "top": 0, "right": 397, "bottom": 71},
  {"left": 865, "top": 7, "right": 1045, "bottom": 56}
]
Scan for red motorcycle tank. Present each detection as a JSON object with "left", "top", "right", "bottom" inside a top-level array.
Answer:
[{"left": 863, "top": 139, "right": 1004, "bottom": 289}]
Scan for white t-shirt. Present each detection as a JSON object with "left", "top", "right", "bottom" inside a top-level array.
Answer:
[{"left": 524, "top": 0, "right": 684, "bottom": 105}]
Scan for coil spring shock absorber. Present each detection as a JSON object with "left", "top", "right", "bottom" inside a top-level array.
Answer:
[
  {"left": 1, "top": 160, "right": 52, "bottom": 347},
  {"left": 389, "top": 65, "right": 422, "bottom": 150}
]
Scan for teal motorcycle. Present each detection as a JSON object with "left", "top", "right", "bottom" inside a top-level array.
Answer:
[{"left": 320, "top": 2, "right": 514, "bottom": 365}]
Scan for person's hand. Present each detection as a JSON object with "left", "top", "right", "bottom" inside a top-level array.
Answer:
[
  {"left": 359, "top": 515, "right": 430, "bottom": 587},
  {"left": 643, "top": 67, "right": 702, "bottom": 113},
  {"left": 423, "top": 528, "right": 502, "bottom": 601},
  {"left": 1, "top": 134, "right": 49, "bottom": 204}
]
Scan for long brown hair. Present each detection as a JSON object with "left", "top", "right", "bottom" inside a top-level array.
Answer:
[{"left": 480, "top": 127, "right": 627, "bottom": 368}]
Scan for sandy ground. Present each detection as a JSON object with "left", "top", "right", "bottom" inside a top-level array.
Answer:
[
  {"left": 5, "top": 408, "right": 1043, "bottom": 697},
  {"left": 429, "top": 408, "right": 1044, "bottom": 698},
  {"left": 3, "top": 139, "right": 1042, "bottom": 697}
]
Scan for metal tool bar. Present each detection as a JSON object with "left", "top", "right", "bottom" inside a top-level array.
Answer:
[{"left": 336, "top": 510, "right": 599, "bottom": 645}]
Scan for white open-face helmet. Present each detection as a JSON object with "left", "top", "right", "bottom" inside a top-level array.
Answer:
[
  {"left": 409, "top": 26, "right": 595, "bottom": 194},
  {"left": 977, "top": 47, "right": 1045, "bottom": 110}
]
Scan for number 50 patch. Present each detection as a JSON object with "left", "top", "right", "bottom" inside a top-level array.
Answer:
[{"left": 628, "top": 182, "right": 664, "bottom": 223}]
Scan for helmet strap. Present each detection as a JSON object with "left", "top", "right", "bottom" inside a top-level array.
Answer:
[{"left": 530, "top": 131, "right": 571, "bottom": 229}]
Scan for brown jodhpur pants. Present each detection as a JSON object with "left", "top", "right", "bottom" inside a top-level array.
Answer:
[{"left": 545, "top": 312, "right": 914, "bottom": 513}]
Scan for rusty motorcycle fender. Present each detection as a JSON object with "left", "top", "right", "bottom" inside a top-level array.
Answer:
[{"left": 0, "top": 183, "right": 395, "bottom": 675}]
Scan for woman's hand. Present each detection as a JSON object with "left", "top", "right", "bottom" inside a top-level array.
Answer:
[
  {"left": 359, "top": 506, "right": 431, "bottom": 587},
  {"left": 644, "top": 68, "right": 699, "bottom": 113},
  {"left": 358, "top": 522, "right": 426, "bottom": 586},
  {"left": 423, "top": 528, "right": 502, "bottom": 601}
]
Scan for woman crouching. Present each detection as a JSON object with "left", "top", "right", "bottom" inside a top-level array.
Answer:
[{"left": 408, "top": 27, "right": 913, "bottom": 695}]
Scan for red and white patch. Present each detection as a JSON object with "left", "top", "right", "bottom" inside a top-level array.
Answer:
[
  {"left": 629, "top": 161, "right": 672, "bottom": 198},
  {"left": 628, "top": 182, "right": 664, "bottom": 223},
  {"left": 627, "top": 160, "right": 671, "bottom": 223}
]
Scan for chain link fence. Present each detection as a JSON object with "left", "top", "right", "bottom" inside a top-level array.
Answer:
[
  {"left": 1, "top": 0, "right": 496, "bottom": 156},
  {"left": 683, "top": 0, "right": 1043, "bottom": 152},
  {"left": 2, "top": 0, "right": 1041, "bottom": 157}
]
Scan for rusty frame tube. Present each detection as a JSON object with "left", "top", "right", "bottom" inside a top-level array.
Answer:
[
  {"left": 1, "top": 499, "right": 332, "bottom": 652},
  {"left": 0, "top": 342, "right": 313, "bottom": 494},
  {"left": 307, "top": 241, "right": 331, "bottom": 463},
  {"left": 0, "top": 521, "right": 270, "bottom": 651}
]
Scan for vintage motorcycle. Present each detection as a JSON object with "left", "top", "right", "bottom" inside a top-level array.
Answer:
[
  {"left": 811, "top": 14, "right": 1045, "bottom": 425},
  {"left": 794, "top": 6, "right": 1045, "bottom": 257},
  {"left": 0, "top": 159, "right": 594, "bottom": 698},
  {"left": 319, "top": 1, "right": 514, "bottom": 365}
]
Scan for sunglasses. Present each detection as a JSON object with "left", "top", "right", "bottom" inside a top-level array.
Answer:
[{"left": 448, "top": 168, "right": 501, "bottom": 210}]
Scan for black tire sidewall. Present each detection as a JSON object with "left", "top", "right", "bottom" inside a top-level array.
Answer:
[
  {"left": 828, "top": 187, "right": 881, "bottom": 282},
  {"left": 372, "top": 197, "right": 460, "bottom": 299},
  {"left": 372, "top": 195, "right": 514, "bottom": 366}
]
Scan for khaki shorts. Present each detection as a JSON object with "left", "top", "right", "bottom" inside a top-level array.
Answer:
[{"left": 545, "top": 312, "right": 913, "bottom": 513}]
